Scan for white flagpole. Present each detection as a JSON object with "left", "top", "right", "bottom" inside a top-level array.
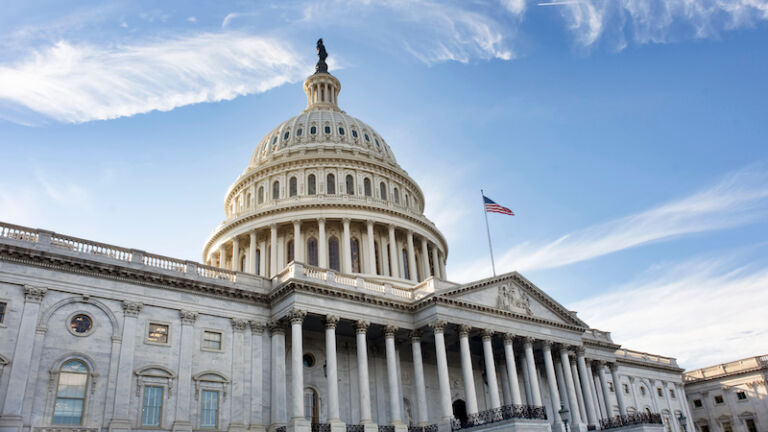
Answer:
[{"left": 481, "top": 189, "right": 497, "bottom": 277}]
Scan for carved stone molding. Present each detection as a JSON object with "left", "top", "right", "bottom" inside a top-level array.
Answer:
[
  {"left": 409, "top": 329, "right": 422, "bottom": 341},
  {"left": 384, "top": 324, "right": 398, "bottom": 337},
  {"left": 575, "top": 346, "right": 586, "bottom": 356},
  {"left": 429, "top": 319, "right": 447, "bottom": 333},
  {"left": 356, "top": 320, "right": 370, "bottom": 334},
  {"left": 481, "top": 329, "right": 494, "bottom": 341},
  {"left": 541, "top": 339, "right": 554, "bottom": 349},
  {"left": 458, "top": 324, "right": 471, "bottom": 337},
  {"left": 288, "top": 308, "right": 306, "bottom": 324},
  {"left": 122, "top": 301, "right": 143, "bottom": 317},
  {"left": 503, "top": 333, "right": 516, "bottom": 344},
  {"left": 249, "top": 321, "right": 265, "bottom": 334},
  {"left": 24, "top": 285, "right": 47, "bottom": 303},
  {"left": 523, "top": 336, "right": 536, "bottom": 346},
  {"left": 179, "top": 310, "right": 198, "bottom": 325},
  {"left": 325, "top": 314, "right": 340, "bottom": 329},
  {"left": 268, "top": 320, "right": 285, "bottom": 335},
  {"left": 231, "top": 318, "right": 248, "bottom": 332}
]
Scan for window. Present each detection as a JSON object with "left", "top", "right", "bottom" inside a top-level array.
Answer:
[
  {"left": 202, "top": 331, "right": 222, "bottom": 351},
  {"left": 670, "top": 389, "right": 675, "bottom": 398},
  {"left": 402, "top": 249, "right": 410, "bottom": 280},
  {"left": 328, "top": 237, "right": 340, "bottom": 271},
  {"left": 352, "top": 129, "right": 358, "bottom": 138},
  {"left": 307, "top": 238, "right": 318, "bottom": 266},
  {"left": 736, "top": 391, "right": 747, "bottom": 400},
  {"left": 147, "top": 323, "right": 169, "bottom": 344},
  {"left": 326, "top": 174, "right": 336, "bottom": 194},
  {"left": 289, "top": 177, "right": 297, "bottom": 197},
  {"left": 722, "top": 421, "right": 733, "bottom": 432},
  {"left": 623, "top": 384, "right": 629, "bottom": 394},
  {"left": 287, "top": 240, "right": 294, "bottom": 263},
  {"left": 364, "top": 133, "right": 370, "bottom": 142},
  {"left": 310, "top": 126, "right": 317, "bottom": 135},
  {"left": 701, "top": 426, "right": 710, "bottom": 432},
  {"left": 405, "top": 194, "right": 410, "bottom": 207},
  {"left": 246, "top": 193, "right": 251, "bottom": 208},
  {"left": 375, "top": 138, "right": 381, "bottom": 148},
  {"left": 380, "top": 182, "right": 387, "bottom": 200},
  {"left": 345, "top": 175, "right": 354, "bottom": 195},
  {"left": 338, "top": 127, "right": 345, "bottom": 135},
  {"left": 141, "top": 386, "right": 163, "bottom": 427},
  {"left": 364, "top": 178, "right": 372, "bottom": 196},
  {"left": 746, "top": 419, "right": 757, "bottom": 432},
  {"left": 297, "top": 128, "right": 303, "bottom": 137},
  {"left": 52, "top": 360, "right": 88, "bottom": 425},
  {"left": 258, "top": 186, "right": 264, "bottom": 204},
  {"left": 714, "top": 395, "right": 724, "bottom": 404},
  {"left": 351, "top": 239, "right": 361, "bottom": 273},
  {"left": 393, "top": 187, "right": 400, "bottom": 204},
  {"left": 69, "top": 314, "right": 93, "bottom": 335},
  {"left": 657, "top": 387, "right": 663, "bottom": 397},
  {"left": 200, "top": 390, "right": 219, "bottom": 429},
  {"left": 254, "top": 249, "right": 260, "bottom": 275},
  {"left": 283, "top": 131, "right": 290, "bottom": 140},
  {"left": 308, "top": 174, "right": 316, "bottom": 195},
  {"left": 609, "top": 382, "right": 614, "bottom": 392},
  {"left": 0, "top": 301, "right": 5, "bottom": 323},
  {"left": 304, "top": 388, "right": 319, "bottom": 423},
  {"left": 240, "top": 255, "right": 246, "bottom": 272},
  {"left": 693, "top": 399, "right": 702, "bottom": 408},
  {"left": 272, "top": 136, "right": 277, "bottom": 145},
  {"left": 640, "top": 386, "right": 647, "bottom": 396},
  {"left": 272, "top": 181, "right": 280, "bottom": 200},
  {"left": 324, "top": 125, "right": 331, "bottom": 134},
  {"left": 303, "top": 353, "right": 316, "bottom": 368},
  {"left": 374, "top": 241, "right": 381, "bottom": 275}
]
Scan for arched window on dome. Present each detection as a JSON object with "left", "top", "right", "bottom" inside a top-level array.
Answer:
[
  {"left": 307, "top": 174, "right": 316, "bottom": 195},
  {"left": 364, "top": 178, "right": 372, "bottom": 197},
  {"left": 405, "top": 194, "right": 410, "bottom": 208},
  {"left": 289, "top": 177, "right": 298, "bottom": 197},
  {"left": 345, "top": 175, "right": 354, "bottom": 195},
  {"left": 246, "top": 193, "right": 252, "bottom": 209},
  {"left": 240, "top": 254, "right": 246, "bottom": 272},
  {"left": 327, "top": 174, "right": 336, "bottom": 195},
  {"left": 272, "top": 181, "right": 280, "bottom": 200},
  {"left": 254, "top": 249, "right": 260, "bottom": 275},
  {"left": 351, "top": 238, "right": 361, "bottom": 273},
  {"left": 53, "top": 359, "right": 89, "bottom": 425},
  {"left": 328, "top": 237, "right": 340, "bottom": 271},
  {"left": 310, "top": 126, "right": 317, "bottom": 135},
  {"left": 307, "top": 237, "right": 318, "bottom": 266},
  {"left": 393, "top": 187, "right": 400, "bottom": 204},
  {"left": 374, "top": 241, "right": 381, "bottom": 275},
  {"left": 380, "top": 182, "right": 387, "bottom": 201},
  {"left": 258, "top": 186, "right": 264, "bottom": 204},
  {"left": 287, "top": 240, "right": 294, "bottom": 263},
  {"left": 402, "top": 248, "right": 410, "bottom": 280}
]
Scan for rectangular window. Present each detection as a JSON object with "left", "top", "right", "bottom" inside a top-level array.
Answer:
[
  {"left": 657, "top": 387, "right": 663, "bottom": 397},
  {"left": 202, "top": 331, "right": 222, "bottom": 351},
  {"left": 141, "top": 386, "right": 163, "bottom": 427},
  {"left": 200, "top": 390, "right": 219, "bottom": 429},
  {"left": 736, "top": 391, "right": 747, "bottom": 400},
  {"left": 608, "top": 382, "right": 614, "bottom": 392},
  {"left": 714, "top": 395, "right": 724, "bottom": 404},
  {"left": 701, "top": 426, "right": 710, "bottom": 432},
  {"left": 0, "top": 301, "right": 6, "bottom": 323},
  {"left": 746, "top": 419, "right": 757, "bottom": 432},
  {"left": 670, "top": 389, "right": 676, "bottom": 398},
  {"left": 722, "top": 421, "right": 733, "bottom": 432},
  {"left": 623, "top": 384, "right": 629, "bottom": 394},
  {"left": 693, "top": 399, "right": 703, "bottom": 408},
  {"left": 147, "top": 323, "right": 169, "bottom": 344}
]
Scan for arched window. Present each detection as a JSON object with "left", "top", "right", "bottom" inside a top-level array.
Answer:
[
  {"left": 240, "top": 254, "right": 246, "bottom": 272},
  {"left": 327, "top": 174, "right": 336, "bottom": 195},
  {"left": 345, "top": 175, "right": 354, "bottom": 195},
  {"left": 287, "top": 240, "right": 294, "bottom": 263},
  {"left": 53, "top": 360, "right": 89, "bottom": 425},
  {"left": 254, "top": 249, "right": 260, "bottom": 275},
  {"left": 351, "top": 238, "right": 361, "bottom": 273},
  {"left": 364, "top": 178, "right": 372, "bottom": 197},
  {"left": 246, "top": 193, "right": 252, "bottom": 208},
  {"left": 304, "top": 388, "right": 319, "bottom": 423},
  {"left": 272, "top": 181, "right": 280, "bottom": 200},
  {"left": 307, "top": 238, "right": 318, "bottom": 266},
  {"left": 405, "top": 194, "right": 410, "bottom": 208},
  {"left": 289, "top": 177, "right": 298, "bottom": 197},
  {"left": 328, "top": 237, "right": 340, "bottom": 271},
  {"left": 402, "top": 248, "right": 410, "bottom": 280},
  {"left": 380, "top": 182, "right": 387, "bottom": 201},
  {"left": 374, "top": 241, "right": 381, "bottom": 275},
  {"left": 307, "top": 174, "right": 316, "bottom": 195},
  {"left": 394, "top": 187, "right": 400, "bottom": 204},
  {"left": 258, "top": 186, "right": 264, "bottom": 204}
]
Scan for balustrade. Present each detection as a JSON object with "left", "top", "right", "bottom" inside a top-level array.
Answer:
[
  {"left": 599, "top": 413, "right": 663, "bottom": 429},
  {"left": 451, "top": 405, "right": 547, "bottom": 430}
]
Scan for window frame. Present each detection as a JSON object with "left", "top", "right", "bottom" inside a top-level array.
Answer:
[
  {"left": 345, "top": 174, "right": 354, "bottom": 195},
  {"left": 201, "top": 329, "right": 224, "bottom": 352},
  {"left": 66, "top": 311, "right": 95, "bottom": 337},
  {"left": 200, "top": 389, "right": 220, "bottom": 429},
  {"left": 328, "top": 236, "right": 340, "bottom": 272},
  {"left": 307, "top": 237, "right": 318, "bottom": 267},
  {"left": 307, "top": 174, "right": 317, "bottom": 195},
  {"left": 145, "top": 321, "right": 171, "bottom": 346},
  {"left": 272, "top": 181, "right": 280, "bottom": 200},
  {"left": 713, "top": 395, "right": 725, "bottom": 405},
  {"left": 326, "top": 173, "right": 336, "bottom": 195},
  {"left": 736, "top": 391, "right": 748, "bottom": 401},
  {"left": 364, "top": 178, "right": 372, "bottom": 197},
  {"left": 0, "top": 300, "right": 7, "bottom": 325},
  {"left": 693, "top": 399, "right": 703, "bottom": 409},
  {"left": 51, "top": 359, "right": 90, "bottom": 426},
  {"left": 289, "top": 176, "right": 298, "bottom": 197},
  {"left": 140, "top": 385, "right": 164, "bottom": 428},
  {"left": 351, "top": 238, "right": 361, "bottom": 273}
]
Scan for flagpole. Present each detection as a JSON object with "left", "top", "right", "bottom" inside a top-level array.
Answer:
[{"left": 481, "top": 189, "right": 497, "bottom": 277}]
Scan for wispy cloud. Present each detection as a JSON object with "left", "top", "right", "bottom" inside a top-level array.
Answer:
[
  {"left": 570, "top": 252, "right": 768, "bottom": 369},
  {"left": 451, "top": 167, "right": 768, "bottom": 281},
  {"left": 0, "top": 33, "right": 309, "bottom": 123}
]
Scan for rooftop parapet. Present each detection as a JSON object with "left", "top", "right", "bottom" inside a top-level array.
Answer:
[{"left": 684, "top": 354, "right": 768, "bottom": 383}]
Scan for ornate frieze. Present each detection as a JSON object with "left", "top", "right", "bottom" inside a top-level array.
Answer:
[
  {"left": 122, "top": 301, "right": 143, "bottom": 317},
  {"left": 249, "top": 320, "right": 265, "bottom": 334},
  {"left": 231, "top": 318, "right": 248, "bottom": 332},
  {"left": 179, "top": 310, "right": 198, "bottom": 324},
  {"left": 496, "top": 284, "right": 532, "bottom": 316}
]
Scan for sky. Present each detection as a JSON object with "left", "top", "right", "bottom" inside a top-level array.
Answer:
[{"left": 0, "top": 0, "right": 767, "bottom": 370}]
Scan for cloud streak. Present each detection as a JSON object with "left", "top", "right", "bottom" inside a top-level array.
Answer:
[{"left": 0, "top": 33, "right": 309, "bottom": 123}]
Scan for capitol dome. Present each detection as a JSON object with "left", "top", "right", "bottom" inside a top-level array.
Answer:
[{"left": 203, "top": 44, "right": 448, "bottom": 287}]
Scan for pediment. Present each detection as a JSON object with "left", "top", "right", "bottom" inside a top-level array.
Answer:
[{"left": 440, "top": 272, "right": 587, "bottom": 328}]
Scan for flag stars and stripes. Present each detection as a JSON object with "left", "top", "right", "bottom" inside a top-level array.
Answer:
[{"left": 483, "top": 196, "right": 515, "bottom": 215}]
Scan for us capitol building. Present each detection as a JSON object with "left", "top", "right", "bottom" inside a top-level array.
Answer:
[{"left": 0, "top": 42, "right": 695, "bottom": 432}]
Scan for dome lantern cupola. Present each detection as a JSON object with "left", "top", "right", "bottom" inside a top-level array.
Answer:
[{"left": 304, "top": 39, "right": 341, "bottom": 112}]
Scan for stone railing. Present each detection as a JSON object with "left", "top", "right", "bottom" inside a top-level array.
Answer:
[
  {"left": 452, "top": 405, "right": 547, "bottom": 430},
  {"left": 311, "top": 424, "right": 331, "bottom": 432},
  {"left": 408, "top": 425, "right": 438, "bottom": 432},
  {"left": 615, "top": 348, "right": 678, "bottom": 368},
  {"left": 684, "top": 354, "right": 768, "bottom": 383},
  {"left": 346, "top": 425, "right": 365, "bottom": 432},
  {"left": 0, "top": 222, "right": 39, "bottom": 243},
  {"left": 34, "top": 428, "right": 99, "bottom": 432},
  {"left": 599, "top": 413, "right": 663, "bottom": 429},
  {"left": 51, "top": 232, "right": 134, "bottom": 262}
]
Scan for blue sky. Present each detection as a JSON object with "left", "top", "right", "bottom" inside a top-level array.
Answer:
[{"left": 1, "top": 0, "right": 767, "bottom": 369}]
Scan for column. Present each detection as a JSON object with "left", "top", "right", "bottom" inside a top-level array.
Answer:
[
  {"left": 481, "top": 330, "right": 501, "bottom": 409},
  {"left": 410, "top": 331, "right": 429, "bottom": 426},
  {"left": 220, "top": 243, "right": 229, "bottom": 269},
  {"left": 356, "top": 321, "right": 374, "bottom": 426},
  {"left": 288, "top": 310, "right": 307, "bottom": 425},
  {"left": 388, "top": 225, "right": 399, "bottom": 278},
  {"left": 318, "top": 218, "right": 327, "bottom": 268},
  {"left": 406, "top": 231, "right": 417, "bottom": 282},
  {"left": 365, "top": 221, "right": 376, "bottom": 274},
  {"left": 559, "top": 348, "right": 583, "bottom": 426},
  {"left": 173, "top": 310, "right": 197, "bottom": 431},
  {"left": 458, "top": 325, "right": 479, "bottom": 415},
  {"left": 521, "top": 354, "right": 533, "bottom": 404},
  {"left": 431, "top": 246, "right": 441, "bottom": 279},
  {"left": 380, "top": 232, "right": 390, "bottom": 276},
  {"left": 231, "top": 319, "right": 248, "bottom": 430},
  {"left": 232, "top": 237, "right": 240, "bottom": 271},
  {"left": 541, "top": 341, "right": 563, "bottom": 427},
  {"left": 293, "top": 221, "right": 303, "bottom": 263},
  {"left": 628, "top": 377, "right": 639, "bottom": 413},
  {"left": 270, "top": 224, "right": 278, "bottom": 277},
  {"left": 107, "top": 301, "right": 143, "bottom": 431},
  {"left": 384, "top": 325, "right": 405, "bottom": 428},
  {"left": 420, "top": 238, "right": 430, "bottom": 280},
  {"left": 249, "top": 322, "right": 266, "bottom": 431},
  {"left": 587, "top": 361, "right": 604, "bottom": 419},
  {"left": 0, "top": 286, "right": 46, "bottom": 431},
  {"left": 249, "top": 232, "right": 258, "bottom": 274},
  {"left": 342, "top": 218, "right": 352, "bottom": 273},
  {"left": 270, "top": 321, "right": 287, "bottom": 429},
  {"left": 597, "top": 361, "right": 614, "bottom": 418},
  {"left": 439, "top": 254, "right": 447, "bottom": 280},
  {"left": 523, "top": 337, "right": 543, "bottom": 406},
  {"left": 325, "top": 316, "right": 344, "bottom": 431},
  {"left": 576, "top": 350, "right": 599, "bottom": 426},
  {"left": 609, "top": 363, "right": 627, "bottom": 417},
  {"left": 676, "top": 383, "right": 696, "bottom": 432},
  {"left": 502, "top": 334, "right": 523, "bottom": 405},
  {"left": 430, "top": 320, "right": 453, "bottom": 421},
  {"left": 259, "top": 238, "right": 267, "bottom": 277},
  {"left": 570, "top": 359, "right": 587, "bottom": 422},
  {"left": 662, "top": 382, "right": 679, "bottom": 432}
]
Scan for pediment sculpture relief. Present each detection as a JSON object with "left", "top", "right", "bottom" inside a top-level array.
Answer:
[{"left": 497, "top": 284, "right": 533, "bottom": 316}]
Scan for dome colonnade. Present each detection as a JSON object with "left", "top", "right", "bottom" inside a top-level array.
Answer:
[{"left": 203, "top": 60, "right": 448, "bottom": 285}]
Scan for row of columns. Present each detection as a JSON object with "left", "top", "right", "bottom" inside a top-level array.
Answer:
[{"left": 210, "top": 219, "right": 447, "bottom": 281}]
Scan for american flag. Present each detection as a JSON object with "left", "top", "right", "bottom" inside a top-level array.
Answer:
[{"left": 483, "top": 195, "right": 515, "bottom": 216}]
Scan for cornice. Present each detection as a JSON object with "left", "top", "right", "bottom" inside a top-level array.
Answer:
[
  {"left": 683, "top": 364, "right": 768, "bottom": 385},
  {"left": 616, "top": 357, "right": 684, "bottom": 373},
  {"left": 583, "top": 339, "right": 622, "bottom": 350},
  {"left": 268, "top": 281, "right": 412, "bottom": 311}
]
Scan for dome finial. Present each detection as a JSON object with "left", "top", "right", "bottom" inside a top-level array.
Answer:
[{"left": 315, "top": 38, "right": 328, "bottom": 74}]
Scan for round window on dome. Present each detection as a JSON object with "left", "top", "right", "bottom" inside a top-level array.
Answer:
[
  {"left": 297, "top": 128, "right": 303, "bottom": 136},
  {"left": 324, "top": 126, "right": 331, "bottom": 134},
  {"left": 284, "top": 131, "right": 290, "bottom": 140},
  {"left": 310, "top": 126, "right": 317, "bottom": 135},
  {"left": 303, "top": 353, "right": 316, "bottom": 368},
  {"left": 352, "top": 130, "right": 358, "bottom": 138},
  {"left": 339, "top": 127, "right": 345, "bottom": 135}
]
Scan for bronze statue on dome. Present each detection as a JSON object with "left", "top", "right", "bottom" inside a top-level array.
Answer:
[{"left": 316, "top": 38, "right": 328, "bottom": 74}]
